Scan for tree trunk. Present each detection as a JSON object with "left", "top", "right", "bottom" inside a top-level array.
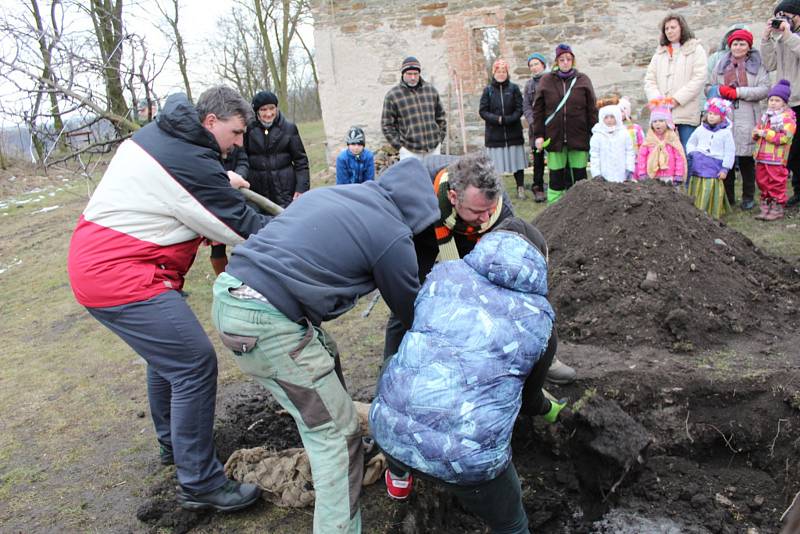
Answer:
[
  {"left": 30, "top": 0, "right": 67, "bottom": 153},
  {"left": 89, "top": 0, "right": 130, "bottom": 136}
]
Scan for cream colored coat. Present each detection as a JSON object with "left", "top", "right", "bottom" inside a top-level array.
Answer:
[{"left": 644, "top": 38, "right": 708, "bottom": 126}]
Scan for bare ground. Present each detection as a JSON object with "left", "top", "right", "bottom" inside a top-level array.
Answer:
[{"left": 1, "top": 166, "right": 799, "bottom": 533}]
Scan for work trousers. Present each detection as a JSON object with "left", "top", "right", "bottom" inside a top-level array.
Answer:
[
  {"left": 212, "top": 273, "right": 362, "bottom": 534},
  {"left": 386, "top": 458, "right": 530, "bottom": 534},
  {"left": 87, "top": 290, "right": 227, "bottom": 494}
]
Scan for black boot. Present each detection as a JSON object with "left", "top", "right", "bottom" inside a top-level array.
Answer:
[{"left": 178, "top": 479, "right": 261, "bottom": 512}]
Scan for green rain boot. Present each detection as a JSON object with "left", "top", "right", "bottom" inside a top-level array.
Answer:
[
  {"left": 547, "top": 188, "right": 565, "bottom": 204},
  {"left": 543, "top": 397, "right": 568, "bottom": 423}
]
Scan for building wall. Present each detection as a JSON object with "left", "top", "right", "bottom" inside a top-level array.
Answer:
[{"left": 312, "top": 0, "right": 769, "bottom": 164}]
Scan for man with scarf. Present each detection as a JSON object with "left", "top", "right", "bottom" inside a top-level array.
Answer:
[{"left": 381, "top": 151, "right": 577, "bottom": 385}]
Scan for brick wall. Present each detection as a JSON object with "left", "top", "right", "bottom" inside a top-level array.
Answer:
[{"left": 312, "top": 0, "right": 770, "bottom": 163}]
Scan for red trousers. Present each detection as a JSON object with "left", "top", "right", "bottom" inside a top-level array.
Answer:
[{"left": 756, "top": 163, "right": 788, "bottom": 205}]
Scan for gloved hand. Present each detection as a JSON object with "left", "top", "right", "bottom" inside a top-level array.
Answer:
[
  {"left": 543, "top": 397, "right": 569, "bottom": 423},
  {"left": 719, "top": 85, "right": 737, "bottom": 100}
]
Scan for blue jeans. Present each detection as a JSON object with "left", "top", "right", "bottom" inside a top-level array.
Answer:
[
  {"left": 87, "top": 291, "right": 227, "bottom": 494},
  {"left": 677, "top": 124, "right": 696, "bottom": 184}
]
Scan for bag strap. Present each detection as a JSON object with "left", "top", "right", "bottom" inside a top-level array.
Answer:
[{"left": 544, "top": 77, "right": 577, "bottom": 126}]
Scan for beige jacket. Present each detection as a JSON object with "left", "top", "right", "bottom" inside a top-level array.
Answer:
[
  {"left": 761, "top": 31, "right": 800, "bottom": 107},
  {"left": 644, "top": 38, "right": 708, "bottom": 126}
]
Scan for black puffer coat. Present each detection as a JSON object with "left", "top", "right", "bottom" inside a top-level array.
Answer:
[
  {"left": 479, "top": 78, "right": 524, "bottom": 148},
  {"left": 245, "top": 111, "right": 310, "bottom": 208}
]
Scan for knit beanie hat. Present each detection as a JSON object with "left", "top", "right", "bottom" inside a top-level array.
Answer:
[
  {"left": 494, "top": 217, "right": 548, "bottom": 259},
  {"left": 401, "top": 56, "right": 421, "bottom": 74},
  {"left": 704, "top": 97, "right": 733, "bottom": 118},
  {"left": 492, "top": 58, "right": 509, "bottom": 75},
  {"left": 527, "top": 53, "right": 547, "bottom": 67},
  {"left": 648, "top": 97, "right": 676, "bottom": 128},
  {"left": 726, "top": 29, "right": 753, "bottom": 48},
  {"left": 775, "top": 0, "right": 800, "bottom": 15},
  {"left": 769, "top": 79, "right": 792, "bottom": 103},
  {"left": 252, "top": 91, "right": 278, "bottom": 112},
  {"left": 554, "top": 44, "right": 574, "bottom": 61}
]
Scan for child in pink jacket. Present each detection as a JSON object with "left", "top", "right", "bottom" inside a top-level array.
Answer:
[
  {"left": 753, "top": 79, "right": 797, "bottom": 221},
  {"left": 636, "top": 98, "right": 687, "bottom": 187}
]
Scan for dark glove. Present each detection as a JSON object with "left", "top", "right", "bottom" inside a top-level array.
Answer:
[{"left": 719, "top": 85, "right": 737, "bottom": 100}]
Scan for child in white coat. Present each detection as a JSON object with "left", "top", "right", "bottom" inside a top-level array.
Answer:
[{"left": 590, "top": 104, "right": 635, "bottom": 182}]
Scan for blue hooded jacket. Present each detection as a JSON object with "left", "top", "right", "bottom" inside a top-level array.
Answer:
[
  {"left": 336, "top": 147, "right": 375, "bottom": 184},
  {"left": 370, "top": 231, "right": 555, "bottom": 484}
]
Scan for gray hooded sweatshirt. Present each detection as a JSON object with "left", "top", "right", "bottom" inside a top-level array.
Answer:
[{"left": 227, "top": 157, "right": 440, "bottom": 328}]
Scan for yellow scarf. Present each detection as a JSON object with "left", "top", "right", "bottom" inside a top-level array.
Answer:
[
  {"left": 644, "top": 128, "right": 687, "bottom": 181},
  {"left": 434, "top": 170, "right": 503, "bottom": 262}
]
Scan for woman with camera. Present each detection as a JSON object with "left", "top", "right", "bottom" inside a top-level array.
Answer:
[
  {"left": 644, "top": 13, "right": 708, "bottom": 154},
  {"left": 707, "top": 28, "right": 770, "bottom": 210},
  {"left": 762, "top": 0, "right": 800, "bottom": 206}
]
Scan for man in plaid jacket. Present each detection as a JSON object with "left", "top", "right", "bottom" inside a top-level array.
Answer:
[{"left": 382, "top": 56, "right": 447, "bottom": 160}]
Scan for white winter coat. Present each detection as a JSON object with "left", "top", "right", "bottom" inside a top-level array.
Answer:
[
  {"left": 686, "top": 120, "right": 736, "bottom": 172},
  {"left": 644, "top": 38, "right": 708, "bottom": 127},
  {"left": 589, "top": 105, "right": 635, "bottom": 182},
  {"left": 706, "top": 50, "right": 770, "bottom": 157}
]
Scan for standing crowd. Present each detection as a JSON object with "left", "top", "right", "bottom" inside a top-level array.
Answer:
[
  {"left": 64, "top": 3, "right": 800, "bottom": 534},
  {"left": 477, "top": 7, "right": 800, "bottom": 223}
]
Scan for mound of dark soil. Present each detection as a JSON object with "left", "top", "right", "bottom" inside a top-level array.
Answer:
[{"left": 534, "top": 179, "right": 800, "bottom": 351}]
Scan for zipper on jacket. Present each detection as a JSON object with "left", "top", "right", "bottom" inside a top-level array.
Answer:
[
  {"left": 562, "top": 79, "right": 568, "bottom": 144},
  {"left": 500, "top": 84, "right": 508, "bottom": 146}
]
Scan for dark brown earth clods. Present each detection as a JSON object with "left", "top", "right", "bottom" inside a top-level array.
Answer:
[
  {"left": 138, "top": 179, "right": 800, "bottom": 533},
  {"left": 535, "top": 179, "right": 800, "bottom": 351}
]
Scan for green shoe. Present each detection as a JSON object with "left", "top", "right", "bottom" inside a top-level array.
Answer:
[
  {"left": 543, "top": 398, "right": 568, "bottom": 423},
  {"left": 547, "top": 188, "right": 565, "bottom": 204}
]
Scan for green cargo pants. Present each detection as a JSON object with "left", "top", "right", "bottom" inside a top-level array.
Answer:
[{"left": 212, "top": 273, "right": 362, "bottom": 533}]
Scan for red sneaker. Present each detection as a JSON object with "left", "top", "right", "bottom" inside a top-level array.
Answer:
[{"left": 384, "top": 469, "right": 413, "bottom": 500}]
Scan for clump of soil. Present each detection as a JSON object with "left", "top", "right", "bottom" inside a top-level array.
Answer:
[{"left": 534, "top": 179, "right": 800, "bottom": 351}]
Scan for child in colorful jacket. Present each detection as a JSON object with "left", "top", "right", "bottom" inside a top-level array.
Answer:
[
  {"left": 753, "top": 80, "right": 797, "bottom": 221},
  {"left": 335, "top": 126, "right": 375, "bottom": 185},
  {"left": 686, "top": 97, "right": 736, "bottom": 219},
  {"left": 619, "top": 97, "right": 645, "bottom": 179},
  {"left": 636, "top": 98, "right": 687, "bottom": 186}
]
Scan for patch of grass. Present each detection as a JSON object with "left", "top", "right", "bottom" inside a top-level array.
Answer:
[{"left": 297, "top": 120, "right": 328, "bottom": 176}]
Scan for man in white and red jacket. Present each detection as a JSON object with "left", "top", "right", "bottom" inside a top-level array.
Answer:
[{"left": 67, "top": 86, "right": 269, "bottom": 512}]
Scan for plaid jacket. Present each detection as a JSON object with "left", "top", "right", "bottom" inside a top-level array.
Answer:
[{"left": 381, "top": 79, "right": 446, "bottom": 152}]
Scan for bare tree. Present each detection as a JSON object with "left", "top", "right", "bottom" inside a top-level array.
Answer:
[
  {"left": 253, "top": 0, "right": 308, "bottom": 110},
  {"left": 155, "top": 0, "right": 192, "bottom": 102},
  {"left": 29, "top": 0, "right": 66, "bottom": 156},
  {"left": 87, "top": 0, "right": 131, "bottom": 135}
]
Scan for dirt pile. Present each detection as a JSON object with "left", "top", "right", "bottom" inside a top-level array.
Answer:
[{"left": 534, "top": 179, "right": 800, "bottom": 351}]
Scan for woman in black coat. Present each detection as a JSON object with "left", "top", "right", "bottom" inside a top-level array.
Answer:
[
  {"left": 245, "top": 91, "right": 310, "bottom": 208},
  {"left": 479, "top": 59, "right": 528, "bottom": 200}
]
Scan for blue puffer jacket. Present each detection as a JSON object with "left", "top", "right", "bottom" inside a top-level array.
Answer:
[
  {"left": 370, "top": 231, "right": 555, "bottom": 484},
  {"left": 335, "top": 147, "right": 375, "bottom": 184}
]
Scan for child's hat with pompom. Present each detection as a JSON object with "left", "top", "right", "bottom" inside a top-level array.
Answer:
[
  {"left": 769, "top": 79, "right": 792, "bottom": 104},
  {"left": 704, "top": 97, "right": 733, "bottom": 118},
  {"left": 647, "top": 97, "right": 676, "bottom": 128}
]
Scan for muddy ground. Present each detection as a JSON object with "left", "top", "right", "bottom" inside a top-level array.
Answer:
[{"left": 134, "top": 179, "right": 800, "bottom": 533}]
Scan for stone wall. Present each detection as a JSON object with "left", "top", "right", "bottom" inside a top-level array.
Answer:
[{"left": 312, "top": 0, "right": 770, "bottom": 164}]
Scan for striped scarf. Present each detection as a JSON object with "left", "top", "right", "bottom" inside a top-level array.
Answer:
[{"left": 433, "top": 170, "right": 503, "bottom": 262}]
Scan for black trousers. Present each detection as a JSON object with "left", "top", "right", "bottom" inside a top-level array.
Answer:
[
  {"left": 531, "top": 149, "right": 545, "bottom": 190},
  {"left": 788, "top": 104, "right": 800, "bottom": 196},
  {"left": 725, "top": 156, "right": 756, "bottom": 205}
]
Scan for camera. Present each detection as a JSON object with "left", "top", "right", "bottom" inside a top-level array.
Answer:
[{"left": 772, "top": 16, "right": 791, "bottom": 29}]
